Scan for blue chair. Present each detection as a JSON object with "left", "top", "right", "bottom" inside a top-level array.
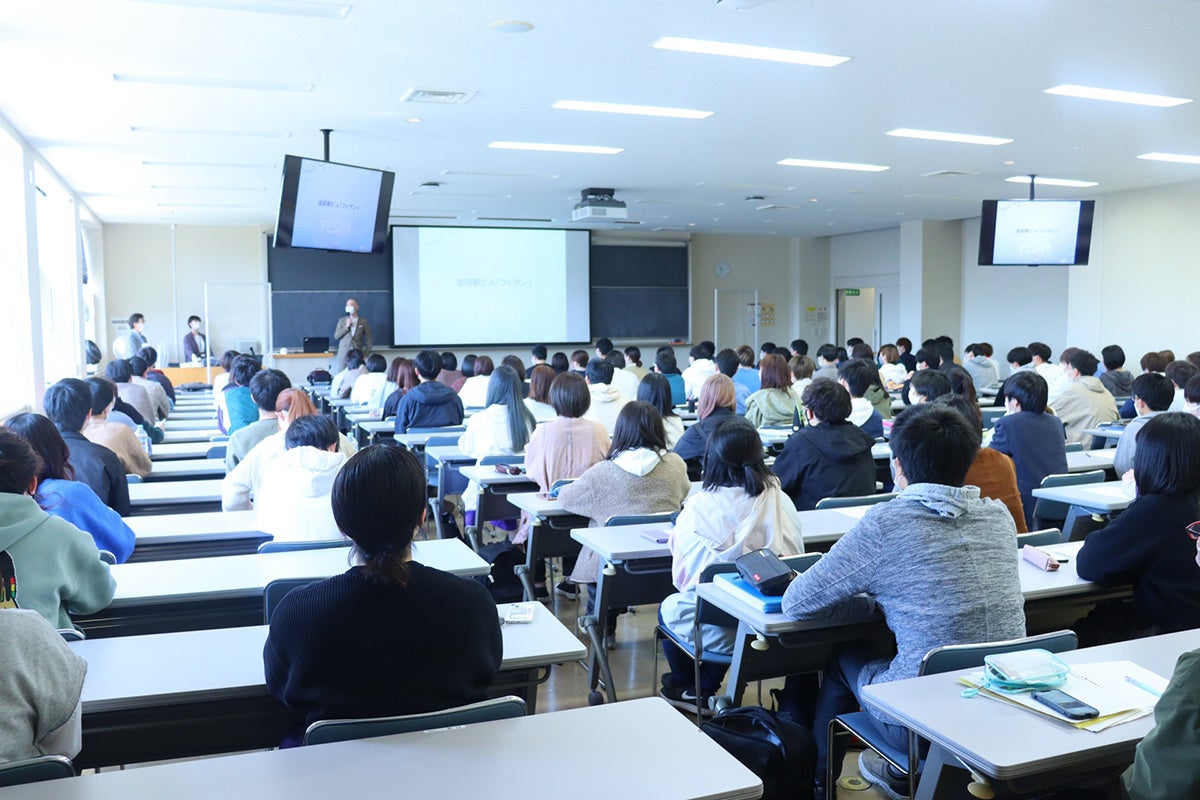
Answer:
[
  {"left": 658, "top": 552, "right": 821, "bottom": 723},
  {"left": 205, "top": 444, "right": 227, "bottom": 460},
  {"left": 0, "top": 755, "right": 75, "bottom": 787},
  {"left": 1016, "top": 528, "right": 1063, "bottom": 548},
  {"left": 1064, "top": 441, "right": 1083, "bottom": 453},
  {"left": 815, "top": 493, "right": 896, "bottom": 510},
  {"left": 605, "top": 512, "right": 677, "bottom": 528},
  {"left": 465, "top": 454, "right": 527, "bottom": 550},
  {"left": 125, "top": 474, "right": 142, "bottom": 484},
  {"left": 1031, "top": 470, "right": 1106, "bottom": 540},
  {"left": 303, "top": 695, "right": 527, "bottom": 746},
  {"left": 258, "top": 538, "right": 348, "bottom": 555},
  {"left": 828, "top": 629, "right": 1078, "bottom": 799},
  {"left": 426, "top": 435, "right": 470, "bottom": 539},
  {"left": 263, "top": 578, "right": 319, "bottom": 623}
]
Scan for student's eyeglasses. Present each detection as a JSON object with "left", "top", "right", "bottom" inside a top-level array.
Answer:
[{"left": 1186, "top": 521, "right": 1200, "bottom": 541}]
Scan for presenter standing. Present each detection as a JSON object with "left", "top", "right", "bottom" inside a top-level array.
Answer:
[
  {"left": 334, "top": 298, "right": 372, "bottom": 369},
  {"left": 115, "top": 313, "right": 147, "bottom": 359},
  {"left": 182, "top": 315, "right": 210, "bottom": 364}
]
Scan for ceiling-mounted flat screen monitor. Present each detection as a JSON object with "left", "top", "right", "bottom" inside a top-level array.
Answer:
[
  {"left": 274, "top": 155, "right": 395, "bottom": 254},
  {"left": 978, "top": 199, "right": 1095, "bottom": 266}
]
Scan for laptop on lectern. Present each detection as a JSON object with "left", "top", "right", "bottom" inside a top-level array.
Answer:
[{"left": 302, "top": 336, "right": 330, "bottom": 354}]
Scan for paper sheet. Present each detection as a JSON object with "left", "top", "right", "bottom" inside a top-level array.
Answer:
[{"left": 835, "top": 505, "right": 871, "bottom": 520}]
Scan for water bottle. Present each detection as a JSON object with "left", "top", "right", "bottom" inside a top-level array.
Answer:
[{"left": 135, "top": 426, "right": 152, "bottom": 458}]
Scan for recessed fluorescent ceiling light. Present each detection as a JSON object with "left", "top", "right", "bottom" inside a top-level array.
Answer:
[
  {"left": 129, "top": 0, "right": 351, "bottom": 19},
  {"left": 150, "top": 185, "right": 268, "bottom": 191},
  {"left": 1137, "top": 152, "right": 1200, "bottom": 165},
  {"left": 652, "top": 36, "right": 848, "bottom": 67},
  {"left": 143, "top": 160, "right": 274, "bottom": 169},
  {"left": 488, "top": 141, "right": 622, "bottom": 155},
  {"left": 552, "top": 100, "right": 713, "bottom": 119},
  {"left": 1044, "top": 84, "right": 1192, "bottom": 107},
  {"left": 157, "top": 202, "right": 259, "bottom": 208},
  {"left": 132, "top": 126, "right": 292, "bottom": 138},
  {"left": 778, "top": 158, "right": 889, "bottom": 172},
  {"left": 886, "top": 128, "right": 1012, "bottom": 146},
  {"left": 1005, "top": 175, "right": 1099, "bottom": 188},
  {"left": 114, "top": 74, "right": 313, "bottom": 92}
]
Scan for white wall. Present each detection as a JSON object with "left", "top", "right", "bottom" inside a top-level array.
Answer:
[{"left": 830, "top": 227, "right": 900, "bottom": 283}]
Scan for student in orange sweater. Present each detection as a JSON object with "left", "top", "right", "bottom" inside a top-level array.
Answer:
[{"left": 936, "top": 395, "right": 1027, "bottom": 532}]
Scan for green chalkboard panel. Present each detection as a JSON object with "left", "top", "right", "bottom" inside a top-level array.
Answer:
[{"left": 589, "top": 244, "right": 689, "bottom": 339}]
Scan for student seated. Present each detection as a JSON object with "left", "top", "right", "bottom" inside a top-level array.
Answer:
[
  {"left": 0, "top": 609, "right": 87, "bottom": 763},
  {"left": 773, "top": 379, "right": 876, "bottom": 511},
  {"left": 1184, "top": 374, "right": 1200, "bottom": 420},
  {"left": 623, "top": 346, "right": 648, "bottom": 380},
  {"left": 255, "top": 415, "right": 347, "bottom": 543},
  {"left": 900, "top": 348, "right": 942, "bottom": 406},
  {"left": 813, "top": 343, "right": 840, "bottom": 382},
  {"left": 962, "top": 342, "right": 999, "bottom": 391},
  {"left": 714, "top": 349, "right": 750, "bottom": 414},
  {"left": 393, "top": 349, "right": 466, "bottom": 433},
  {"left": 105, "top": 358, "right": 155, "bottom": 425},
  {"left": 1121, "top": 642, "right": 1200, "bottom": 799},
  {"left": 136, "top": 345, "right": 175, "bottom": 404},
  {"left": 43, "top": 379, "right": 130, "bottom": 516},
  {"left": 606, "top": 350, "right": 641, "bottom": 400},
  {"left": 1029, "top": 341, "right": 1059, "bottom": 383},
  {"left": 456, "top": 354, "right": 494, "bottom": 408},
  {"left": 1099, "top": 344, "right": 1134, "bottom": 397},
  {"left": 781, "top": 404, "right": 1025, "bottom": 799},
  {"left": 988, "top": 370, "right": 1067, "bottom": 530},
  {"left": 550, "top": 351, "right": 570, "bottom": 375},
  {"left": 935, "top": 395, "right": 1027, "bottom": 532},
  {"left": 7, "top": 414, "right": 136, "bottom": 563},
  {"left": 569, "top": 349, "right": 589, "bottom": 377},
  {"left": 877, "top": 344, "right": 907, "bottom": 390},
  {"left": 459, "top": 366, "right": 536, "bottom": 529},
  {"left": 1113, "top": 373, "right": 1174, "bottom": 475},
  {"left": 263, "top": 443, "right": 501, "bottom": 745},
  {"left": 329, "top": 349, "right": 365, "bottom": 400},
  {"left": 733, "top": 345, "right": 761, "bottom": 394},
  {"left": 222, "top": 389, "right": 356, "bottom": 511},
  {"left": 226, "top": 368, "right": 291, "bottom": 471},
  {"left": 212, "top": 349, "right": 239, "bottom": 432},
  {"left": 992, "top": 345, "right": 1035, "bottom": 406},
  {"left": 1046, "top": 346, "right": 1081, "bottom": 406},
  {"left": 434, "top": 351, "right": 463, "bottom": 390},
  {"left": 1076, "top": 413, "right": 1200, "bottom": 643},
  {"left": 1165, "top": 359, "right": 1199, "bottom": 412},
  {"left": 82, "top": 377, "right": 151, "bottom": 479},
  {"left": 659, "top": 416, "right": 803, "bottom": 711},
  {"left": 745, "top": 354, "right": 800, "bottom": 428},
  {"left": 454, "top": 354, "right": 476, "bottom": 393},
  {"left": 895, "top": 337, "right": 917, "bottom": 373},
  {"left": 348, "top": 353, "right": 389, "bottom": 409},
  {"left": 638, "top": 372, "right": 684, "bottom": 448},
  {"left": 127, "top": 355, "right": 170, "bottom": 421},
  {"left": 1053, "top": 349, "right": 1119, "bottom": 447},
  {"left": 837, "top": 359, "right": 885, "bottom": 438},
  {"left": 523, "top": 365, "right": 558, "bottom": 424},
  {"left": 0, "top": 429, "right": 116, "bottom": 629},
  {"left": 906, "top": 368, "right": 950, "bottom": 405},
  {"left": 380, "top": 357, "right": 418, "bottom": 420},
  {"left": 788, "top": 354, "right": 817, "bottom": 400},
  {"left": 560, "top": 402, "right": 691, "bottom": 638},
  {"left": 673, "top": 374, "right": 737, "bottom": 480},
  {"left": 222, "top": 355, "right": 263, "bottom": 435},
  {"left": 682, "top": 341, "right": 718, "bottom": 401},
  {"left": 582, "top": 358, "right": 629, "bottom": 436},
  {"left": 653, "top": 349, "right": 686, "bottom": 407}
]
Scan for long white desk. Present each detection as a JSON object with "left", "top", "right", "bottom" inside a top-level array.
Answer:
[
  {"left": 7, "top": 699, "right": 761, "bottom": 800},
  {"left": 145, "top": 458, "right": 226, "bottom": 482},
  {"left": 149, "top": 441, "right": 213, "bottom": 461},
  {"left": 862, "top": 629, "right": 1200, "bottom": 798},
  {"left": 1065, "top": 448, "right": 1117, "bottom": 473},
  {"left": 75, "top": 540, "right": 490, "bottom": 637},
  {"left": 70, "top": 606, "right": 587, "bottom": 767},
  {"left": 165, "top": 410, "right": 217, "bottom": 421},
  {"left": 126, "top": 510, "right": 268, "bottom": 561},
  {"left": 1031, "top": 480, "right": 1133, "bottom": 514},
  {"left": 162, "top": 418, "right": 223, "bottom": 431},
  {"left": 127, "top": 478, "right": 224, "bottom": 514},
  {"left": 160, "top": 428, "right": 222, "bottom": 444}
]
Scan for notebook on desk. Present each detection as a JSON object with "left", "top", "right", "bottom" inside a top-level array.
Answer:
[{"left": 712, "top": 572, "right": 785, "bottom": 613}]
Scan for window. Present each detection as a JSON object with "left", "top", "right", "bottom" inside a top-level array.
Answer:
[
  {"left": 35, "top": 163, "right": 81, "bottom": 384},
  {"left": 0, "top": 128, "right": 31, "bottom": 415}
]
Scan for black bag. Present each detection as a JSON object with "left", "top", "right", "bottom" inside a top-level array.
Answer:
[
  {"left": 307, "top": 369, "right": 332, "bottom": 385},
  {"left": 702, "top": 707, "right": 817, "bottom": 800},
  {"left": 474, "top": 540, "right": 525, "bottom": 604},
  {"left": 735, "top": 549, "right": 795, "bottom": 596}
]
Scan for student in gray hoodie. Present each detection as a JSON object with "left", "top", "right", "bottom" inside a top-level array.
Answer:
[
  {"left": 963, "top": 342, "right": 1000, "bottom": 392},
  {"left": 781, "top": 404, "right": 1025, "bottom": 799}
]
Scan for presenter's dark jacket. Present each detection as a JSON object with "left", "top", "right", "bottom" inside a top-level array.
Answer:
[
  {"left": 264, "top": 562, "right": 502, "bottom": 741},
  {"left": 393, "top": 381, "right": 465, "bottom": 433},
  {"left": 772, "top": 420, "right": 876, "bottom": 511},
  {"left": 988, "top": 410, "right": 1067, "bottom": 530},
  {"left": 58, "top": 430, "right": 131, "bottom": 516}
]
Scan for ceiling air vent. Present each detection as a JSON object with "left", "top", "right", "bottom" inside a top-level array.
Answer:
[
  {"left": 400, "top": 88, "right": 476, "bottom": 105},
  {"left": 920, "top": 169, "right": 980, "bottom": 178}
]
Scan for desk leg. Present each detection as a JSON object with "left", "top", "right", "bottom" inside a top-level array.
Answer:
[
  {"left": 516, "top": 522, "right": 540, "bottom": 603},
  {"left": 582, "top": 565, "right": 618, "bottom": 705},
  {"left": 914, "top": 744, "right": 976, "bottom": 800}
]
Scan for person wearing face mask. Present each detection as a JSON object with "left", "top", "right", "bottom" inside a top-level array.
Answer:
[
  {"left": 334, "top": 298, "right": 372, "bottom": 370},
  {"left": 182, "top": 315, "right": 210, "bottom": 364}
]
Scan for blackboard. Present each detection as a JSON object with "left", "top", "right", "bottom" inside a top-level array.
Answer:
[
  {"left": 589, "top": 244, "right": 689, "bottom": 340},
  {"left": 267, "top": 234, "right": 393, "bottom": 349}
]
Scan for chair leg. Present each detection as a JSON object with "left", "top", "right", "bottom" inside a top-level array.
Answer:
[
  {"left": 826, "top": 718, "right": 843, "bottom": 799},
  {"left": 907, "top": 731, "right": 920, "bottom": 799}
]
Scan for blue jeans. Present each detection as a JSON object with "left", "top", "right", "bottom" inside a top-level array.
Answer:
[{"left": 657, "top": 609, "right": 728, "bottom": 695}]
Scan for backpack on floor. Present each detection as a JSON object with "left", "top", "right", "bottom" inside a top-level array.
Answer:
[
  {"left": 474, "top": 540, "right": 525, "bottom": 604},
  {"left": 702, "top": 706, "right": 817, "bottom": 800}
]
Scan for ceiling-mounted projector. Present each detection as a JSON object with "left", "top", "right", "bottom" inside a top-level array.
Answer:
[{"left": 572, "top": 187, "right": 627, "bottom": 221}]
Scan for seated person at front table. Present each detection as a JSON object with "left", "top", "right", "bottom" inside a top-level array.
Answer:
[
  {"left": 264, "top": 443, "right": 501, "bottom": 745},
  {"left": 393, "top": 349, "right": 465, "bottom": 434},
  {"left": 128, "top": 355, "right": 170, "bottom": 421},
  {"left": 838, "top": 359, "right": 885, "bottom": 438},
  {"left": 990, "top": 345, "right": 1035, "bottom": 407},
  {"left": 1076, "top": 413, "right": 1200, "bottom": 643},
  {"left": 772, "top": 379, "right": 876, "bottom": 511},
  {"left": 877, "top": 344, "right": 907, "bottom": 391},
  {"left": 582, "top": 358, "right": 629, "bottom": 436},
  {"left": 638, "top": 372, "right": 685, "bottom": 449},
  {"left": 812, "top": 343, "right": 840, "bottom": 382},
  {"left": 606, "top": 349, "right": 641, "bottom": 401},
  {"left": 682, "top": 341, "right": 717, "bottom": 402},
  {"left": 899, "top": 347, "right": 940, "bottom": 406},
  {"left": 781, "top": 404, "right": 1025, "bottom": 799},
  {"left": 212, "top": 349, "right": 238, "bottom": 432},
  {"left": 523, "top": 365, "right": 558, "bottom": 424},
  {"left": 6, "top": 413, "right": 136, "bottom": 563},
  {"left": 136, "top": 346, "right": 175, "bottom": 404},
  {"left": 905, "top": 359, "right": 950, "bottom": 406},
  {"left": 381, "top": 357, "right": 419, "bottom": 420},
  {"left": 329, "top": 349, "right": 366, "bottom": 401},
  {"left": 182, "top": 314, "right": 209, "bottom": 364},
  {"left": 43, "top": 379, "right": 129, "bottom": 516},
  {"left": 559, "top": 401, "right": 692, "bottom": 639},
  {"left": 226, "top": 368, "right": 291, "bottom": 471},
  {"left": 82, "top": 377, "right": 151, "bottom": 479},
  {"left": 1098, "top": 344, "right": 1134, "bottom": 398},
  {"left": 1113, "top": 373, "right": 1173, "bottom": 476},
  {"left": 1052, "top": 349, "right": 1119, "bottom": 448},
  {"left": 0, "top": 608, "right": 87, "bottom": 763},
  {"left": 222, "top": 355, "right": 263, "bottom": 435},
  {"left": 744, "top": 354, "right": 799, "bottom": 429},
  {"left": 456, "top": 355, "right": 494, "bottom": 409},
  {"left": 458, "top": 366, "right": 536, "bottom": 530},
  {"left": 436, "top": 351, "right": 465, "bottom": 390},
  {"left": 223, "top": 388, "right": 356, "bottom": 511},
  {"left": 962, "top": 342, "right": 1000, "bottom": 392},
  {"left": 733, "top": 345, "right": 762, "bottom": 394},
  {"left": 673, "top": 373, "right": 737, "bottom": 480},
  {"left": 652, "top": 349, "right": 686, "bottom": 407},
  {"left": 714, "top": 349, "right": 750, "bottom": 415},
  {"left": 935, "top": 395, "right": 1027, "bottom": 533},
  {"left": 348, "top": 353, "right": 389, "bottom": 409},
  {"left": 988, "top": 370, "right": 1067, "bottom": 531},
  {"left": 254, "top": 415, "right": 347, "bottom": 543},
  {"left": 105, "top": 358, "right": 155, "bottom": 425},
  {"left": 568, "top": 349, "right": 589, "bottom": 377},
  {"left": 0, "top": 429, "right": 117, "bottom": 629},
  {"left": 659, "top": 416, "right": 803, "bottom": 711}
]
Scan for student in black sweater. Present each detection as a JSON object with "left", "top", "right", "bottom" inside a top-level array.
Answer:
[
  {"left": 263, "top": 442, "right": 502, "bottom": 745},
  {"left": 1076, "top": 413, "right": 1200, "bottom": 644},
  {"left": 672, "top": 373, "right": 736, "bottom": 480}
]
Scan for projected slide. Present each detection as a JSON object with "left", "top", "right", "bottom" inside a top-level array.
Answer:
[
  {"left": 991, "top": 200, "right": 1081, "bottom": 264},
  {"left": 290, "top": 160, "right": 383, "bottom": 253},
  {"left": 392, "top": 227, "right": 590, "bottom": 345}
]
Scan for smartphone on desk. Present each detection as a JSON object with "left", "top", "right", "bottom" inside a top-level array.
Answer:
[{"left": 1032, "top": 689, "right": 1099, "bottom": 720}]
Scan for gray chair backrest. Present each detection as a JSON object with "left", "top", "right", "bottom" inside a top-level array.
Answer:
[
  {"left": 409, "top": 426, "right": 466, "bottom": 435},
  {"left": 424, "top": 435, "right": 462, "bottom": 449},
  {"left": 1064, "top": 442, "right": 1083, "bottom": 453},
  {"left": 0, "top": 755, "right": 75, "bottom": 788},
  {"left": 304, "top": 695, "right": 527, "bottom": 746},
  {"left": 1031, "top": 470, "right": 1107, "bottom": 523},
  {"left": 1016, "top": 528, "right": 1063, "bottom": 549},
  {"left": 815, "top": 493, "right": 897, "bottom": 510},
  {"left": 57, "top": 628, "right": 85, "bottom": 642},
  {"left": 263, "top": 578, "right": 319, "bottom": 623},
  {"left": 478, "top": 454, "right": 525, "bottom": 467},
  {"left": 921, "top": 629, "right": 1077, "bottom": 676},
  {"left": 605, "top": 513, "right": 676, "bottom": 527},
  {"left": 258, "top": 538, "right": 348, "bottom": 555}
]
